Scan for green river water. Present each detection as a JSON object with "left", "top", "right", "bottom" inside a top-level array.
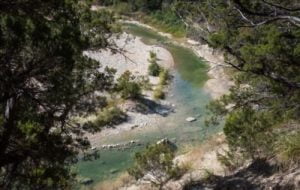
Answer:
[{"left": 76, "top": 23, "right": 222, "bottom": 188}]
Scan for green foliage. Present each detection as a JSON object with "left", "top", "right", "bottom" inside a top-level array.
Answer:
[
  {"left": 276, "top": 132, "right": 300, "bottom": 164},
  {"left": 97, "top": 0, "right": 166, "bottom": 12},
  {"left": 217, "top": 150, "right": 244, "bottom": 172},
  {"left": 201, "top": 0, "right": 300, "bottom": 166},
  {"left": 112, "top": 2, "right": 132, "bottom": 15},
  {"left": 148, "top": 51, "right": 162, "bottom": 76},
  {"left": 149, "top": 50, "right": 157, "bottom": 60},
  {"left": 159, "top": 69, "right": 170, "bottom": 85},
  {"left": 143, "top": 9, "right": 186, "bottom": 37},
  {"left": 148, "top": 62, "right": 161, "bottom": 76},
  {"left": 93, "top": 106, "right": 127, "bottom": 129},
  {"left": 128, "top": 143, "right": 182, "bottom": 187},
  {"left": 115, "top": 71, "right": 142, "bottom": 99},
  {"left": 105, "top": 0, "right": 186, "bottom": 37},
  {"left": 137, "top": 76, "right": 153, "bottom": 91},
  {"left": 153, "top": 87, "right": 165, "bottom": 100},
  {"left": 0, "top": 0, "right": 115, "bottom": 188},
  {"left": 224, "top": 108, "right": 279, "bottom": 158}
]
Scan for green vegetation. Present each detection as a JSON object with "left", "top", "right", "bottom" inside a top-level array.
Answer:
[
  {"left": 148, "top": 62, "right": 161, "bottom": 77},
  {"left": 95, "top": 0, "right": 187, "bottom": 37},
  {"left": 148, "top": 51, "right": 161, "bottom": 76},
  {"left": 276, "top": 132, "right": 300, "bottom": 164},
  {"left": 142, "top": 10, "right": 186, "bottom": 37},
  {"left": 115, "top": 71, "right": 142, "bottom": 99},
  {"left": 147, "top": 51, "right": 170, "bottom": 100},
  {"left": 153, "top": 87, "right": 165, "bottom": 100},
  {"left": 128, "top": 143, "right": 183, "bottom": 188},
  {"left": 2, "top": 0, "right": 300, "bottom": 188},
  {"left": 137, "top": 76, "right": 152, "bottom": 91},
  {"left": 93, "top": 107, "right": 127, "bottom": 129},
  {"left": 159, "top": 69, "right": 170, "bottom": 85},
  {"left": 0, "top": 0, "right": 116, "bottom": 188},
  {"left": 196, "top": 0, "right": 300, "bottom": 168}
]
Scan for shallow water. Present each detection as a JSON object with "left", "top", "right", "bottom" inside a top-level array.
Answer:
[{"left": 76, "top": 23, "right": 222, "bottom": 188}]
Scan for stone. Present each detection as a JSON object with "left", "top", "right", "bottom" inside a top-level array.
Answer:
[
  {"left": 110, "top": 169, "right": 119, "bottom": 174},
  {"left": 186, "top": 117, "right": 197, "bottom": 122},
  {"left": 80, "top": 178, "right": 93, "bottom": 185},
  {"left": 131, "top": 125, "right": 138, "bottom": 130}
]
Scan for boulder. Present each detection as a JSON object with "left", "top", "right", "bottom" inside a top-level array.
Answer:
[
  {"left": 186, "top": 117, "right": 197, "bottom": 122},
  {"left": 80, "top": 178, "right": 93, "bottom": 185}
]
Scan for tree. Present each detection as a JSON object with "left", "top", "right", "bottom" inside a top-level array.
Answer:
[
  {"left": 128, "top": 142, "right": 180, "bottom": 189},
  {"left": 115, "top": 71, "right": 142, "bottom": 99},
  {"left": 197, "top": 0, "right": 300, "bottom": 162},
  {"left": 0, "top": 0, "right": 115, "bottom": 189}
]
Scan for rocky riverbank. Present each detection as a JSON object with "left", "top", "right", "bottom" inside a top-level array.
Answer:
[
  {"left": 93, "top": 21, "right": 232, "bottom": 190},
  {"left": 83, "top": 32, "right": 176, "bottom": 147},
  {"left": 84, "top": 20, "right": 232, "bottom": 147},
  {"left": 121, "top": 20, "right": 233, "bottom": 100}
]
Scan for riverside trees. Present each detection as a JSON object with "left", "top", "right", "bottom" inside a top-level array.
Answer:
[
  {"left": 128, "top": 142, "right": 182, "bottom": 189},
  {"left": 193, "top": 0, "right": 300, "bottom": 165},
  {"left": 118, "top": 0, "right": 300, "bottom": 172},
  {"left": 0, "top": 0, "right": 116, "bottom": 189}
]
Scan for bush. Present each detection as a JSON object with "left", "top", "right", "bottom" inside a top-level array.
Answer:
[
  {"left": 276, "top": 132, "right": 300, "bottom": 164},
  {"left": 148, "top": 51, "right": 161, "bottom": 76},
  {"left": 128, "top": 143, "right": 183, "bottom": 188},
  {"left": 94, "top": 106, "right": 127, "bottom": 128},
  {"left": 115, "top": 71, "right": 142, "bottom": 99},
  {"left": 149, "top": 51, "right": 157, "bottom": 60},
  {"left": 217, "top": 151, "right": 244, "bottom": 172},
  {"left": 223, "top": 109, "right": 276, "bottom": 158},
  {"left": 153, "top": 87, "right": 165, "bottom": 100},
  {"left": 148, "top": 62, "right": 161, "bottom": 76},
  {"left": 137, "top": 76, "right": 152, "bottom": 90},
  {"left": 159, "top": 69, "right": 170, "bottom": 85}
]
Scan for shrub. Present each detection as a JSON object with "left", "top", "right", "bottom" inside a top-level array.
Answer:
[
  {"left": 153, "top": 87, "right": 165, "bottom": 100},
  {"left": 94, "top": 106, "right": 127, "bottom": 128},
  {"left": 223, "top": 109, "right": 276, "bottom": 158},
  {"left": 217, "top": 151, "right": 244, "bottom": 172},
  {"left": 148, "top": 62, "right": 161, "bottom": 76},
  {"left": 148, "top": 51, "right": 161, "bottom": 76},
  {"left": 159, "top": 69, "right": 170, "bottom": 85},
  {"left": 149, "top": 51, "right": 157, "bottom": 60},
  {"left": 137, "top": 76, "right": 152, "bottom": 90},
  {"left": 115, "top": 71, "right": 142, "bottom": 99},
  {"left": 128, "top": 143, "right": 183, "bottom": 188},
  {"left": 276, "top": 132, "right": 300, "bottom": 164}
]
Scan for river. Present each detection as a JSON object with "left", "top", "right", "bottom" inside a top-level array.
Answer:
[{"left": 76, "top": 23, "right": 222, "bottom": 188}]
